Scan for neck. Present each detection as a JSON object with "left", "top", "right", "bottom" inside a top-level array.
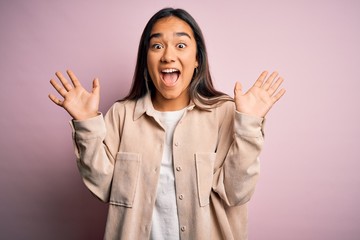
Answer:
[{"left": 152, "top": 94, "right": 189, "bottom": 111}]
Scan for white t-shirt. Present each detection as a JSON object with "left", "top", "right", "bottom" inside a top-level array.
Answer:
[{"left": 150, "top": 108, "right": 185, "bottom": 240}]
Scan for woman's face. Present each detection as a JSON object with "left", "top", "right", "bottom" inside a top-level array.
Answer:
[{"left": 147, "top": 16, "right": 198, "bottom": 111}]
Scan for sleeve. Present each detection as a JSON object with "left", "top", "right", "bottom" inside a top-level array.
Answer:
[
  {"left": 212, "top": 104, "right": 264, "bottom": 207},
  {"left": 70, "top": 103, "right": 122, "bottom": 202}
]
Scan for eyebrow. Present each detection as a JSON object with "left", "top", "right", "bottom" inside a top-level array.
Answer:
[{"left": 149, "top": 32, "right": 192, "bottom": 40}]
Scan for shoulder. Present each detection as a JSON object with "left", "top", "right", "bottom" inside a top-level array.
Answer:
[
  {"left": 207, "top": 100, "right": 235, "bottom": 127},
  {"left": 194, "top": 94, "right": 234, "bottom": 112},
  {"left": 191, "top": 100, "right": 235, "bottom": 125},
  {"left": 113, "top": 99, "right": 136, "bottom": 110},
  {"left": 213, "top": 100, "right": 235, "bottom": 116},
  {"left": 106, "top": 99, "right": 137, "bottom": 117}
]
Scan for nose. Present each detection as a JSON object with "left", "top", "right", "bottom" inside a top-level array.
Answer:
[{"left": 160, "top": 47, "right": 176, "bottom": 63}]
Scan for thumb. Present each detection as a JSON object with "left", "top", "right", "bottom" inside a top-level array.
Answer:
[
  {"left": 234, "top": 81, "right": 243, "bottom": 98},
  {"left": 92, "top": 78, "right": 100, "bottom": 95}
]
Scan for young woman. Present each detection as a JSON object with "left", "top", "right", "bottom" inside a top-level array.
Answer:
[{"left": 49, "top": 8, "right": 285, "bottom": 240}]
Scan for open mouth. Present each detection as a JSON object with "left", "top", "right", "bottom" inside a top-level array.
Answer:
[{"left": 160, "top": 68, "right": 180, "bottom": 87}]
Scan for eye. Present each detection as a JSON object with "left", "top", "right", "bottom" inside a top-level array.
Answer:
[
  {"left": 177, "top": 43, "right": 187, "bottom": 49},
  {"left": 152, "top": 43, "right": 163, "bottom": 50}
]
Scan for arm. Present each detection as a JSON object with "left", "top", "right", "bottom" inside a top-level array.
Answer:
[
  {"left": 213, "top": 110, "right": 264, "bottom": 206},
  {"left": 213, "top": 71, "right": 285, "bottom": 206},
  {"left": 49, "top": 70, "right": 119, "bottom": 201},
  {"left": 71, "top": 105, "right": 121, "bottom": 202}
]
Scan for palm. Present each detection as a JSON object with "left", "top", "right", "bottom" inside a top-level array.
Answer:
[
  {"left": 234, "top": 71, "right": 286, "bottom": 118},
  {"left": 62, "top": 84, "right": 99, "bottom": 119},
  {"left": 49, "top": 70, "right": 100, "bottom": 120}
]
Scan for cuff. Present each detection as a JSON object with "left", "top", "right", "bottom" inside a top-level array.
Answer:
[
  {"left": 234, "top": 111, "right": 265, "bottom": 137},
  {"left": 69, "top": 113, "right": 106, "bottom": 140}
]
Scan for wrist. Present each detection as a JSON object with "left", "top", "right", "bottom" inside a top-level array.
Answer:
[{"left": 71, "top": 112, "right": 99, "bottom": 121}]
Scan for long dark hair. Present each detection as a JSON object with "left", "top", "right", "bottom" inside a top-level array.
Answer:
[{"left": 122, "top": 8, "right": 231, "bottom": 107}]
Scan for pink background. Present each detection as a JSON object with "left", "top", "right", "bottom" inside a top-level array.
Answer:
[{"left": 1, "top": 0, "right": 359, "bottom": 239}]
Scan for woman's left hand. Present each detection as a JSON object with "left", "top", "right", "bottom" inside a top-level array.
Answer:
[{"left": 234, "top": 71, "right": 286, "bottom": 118}]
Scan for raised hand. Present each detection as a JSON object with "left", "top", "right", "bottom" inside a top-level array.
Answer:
[
  {"left": 234, "top": 71, "right": 286, "bottom": 118},
  {"left": 48, "top": 70, "right": 100, "bottom": 120}
]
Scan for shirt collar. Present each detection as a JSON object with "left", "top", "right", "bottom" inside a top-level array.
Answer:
[{"left": 133, "top": 93, "right": 205, "bottom": 121}]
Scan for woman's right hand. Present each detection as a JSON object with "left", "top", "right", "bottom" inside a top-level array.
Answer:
[{"left": 49, "top": 70, "right": 100, "bottom": 120}]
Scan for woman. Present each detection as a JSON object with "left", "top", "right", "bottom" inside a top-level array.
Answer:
[{"left": 49, "top": 8, "right": 285, "bottom": 240}]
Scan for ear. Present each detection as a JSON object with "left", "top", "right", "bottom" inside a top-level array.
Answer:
[{"left": 195, "top": 60, "right": 199, "bottom": 68}]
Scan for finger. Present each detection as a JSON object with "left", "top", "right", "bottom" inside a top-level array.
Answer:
[
  {"left": 92, "top": 78, "right": 100, "bottom": 95},
  {"left": 50, "top": 79, "right": 67, "bottom": 97},
  {"left": 268, "top": 77, "right": 284, "bottom": 96},
  {"left": 234, "top": 81, "right": 243, "bottom": 98},
  {"left": 48, "top": 93, "right": 62, "bottom": 106},
  {"left": 262, "top": 71, "right": 279, "bottom": 90},
  {"left": 272, "top": 88, "right": 286, "bottom": 103},
  {"left": 67, "top": 70, "right": 81, "bottom": 87},
  {"left": 253, "top": 71, "right": 268, "bottom": 88},
  {"left": 55, "top": 71, "right": 73, "bottom": 91}
]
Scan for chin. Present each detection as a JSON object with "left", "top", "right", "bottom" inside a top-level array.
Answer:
[{"left": 159, "top": 91, "right": 182, "bottom": 100}]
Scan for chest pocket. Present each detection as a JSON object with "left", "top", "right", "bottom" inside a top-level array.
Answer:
[
  {"left": 195, "top": 152, "right": 216, "bottom": 207},
  {"left": 110, "top": 152, "right": 141, "bottom": 207}
]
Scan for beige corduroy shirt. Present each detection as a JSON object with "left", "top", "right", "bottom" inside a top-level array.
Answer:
[{"left": 71, "top": 93, "right": 264, "bottom": 240}]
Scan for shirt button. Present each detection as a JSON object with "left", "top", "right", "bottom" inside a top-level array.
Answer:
[
  {"left": 181, "top": 226, "right": 186, "bottom": 232},
  {"left": 176, "top": 166, "right": 182, "bottom": 172},
  {"left": 174, "top": 142, "right": 179, "bottom": 147},
  {"left": 179, "top": 194, "right": 184, "bottom": 200}
]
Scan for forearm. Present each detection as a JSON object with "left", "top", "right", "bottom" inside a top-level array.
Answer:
[
  {"left": 71, "top": 114, "right": 116, "bottom": 202},
  {"left": 213, "top": 112, "right": 264, "bottom": 206}
]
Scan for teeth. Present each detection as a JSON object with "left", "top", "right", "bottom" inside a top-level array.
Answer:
[{"left": 161, "top": 69, "right": 179, "bottom": 73}]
